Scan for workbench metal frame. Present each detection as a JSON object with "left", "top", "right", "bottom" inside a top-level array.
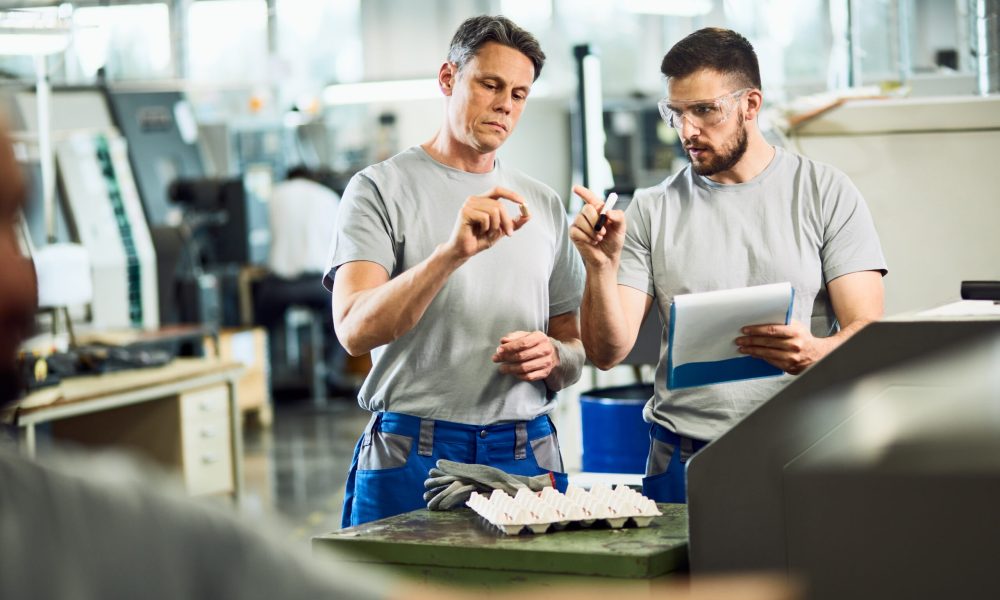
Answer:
[{"left": 13, "top": 358, "right": 245, "bottom": 503}]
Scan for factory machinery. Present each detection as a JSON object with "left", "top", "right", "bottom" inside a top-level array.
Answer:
[
  {"left": 5, "top": 85, "right": 277, "bottom": 331},
  {"left": 687, "top": 309, "right": 1000, "bottom": 599}
]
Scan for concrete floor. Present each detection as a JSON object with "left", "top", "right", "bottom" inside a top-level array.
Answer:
[{"left": 241, "top": 397, "right": 369, "bottom": 544}]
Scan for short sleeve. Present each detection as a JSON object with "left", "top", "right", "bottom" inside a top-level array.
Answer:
[
  {"left": 617, "top": 191, "right": 656, "bottom": 296},
  {"left": 322, "top": 173, "right": 396, "bottom": 292},
  {"left": 547, "top": 204, "right": 585, "bottom": 317},
  {"left": 820, "top": 172, "right": 888, "bottom": 283}
]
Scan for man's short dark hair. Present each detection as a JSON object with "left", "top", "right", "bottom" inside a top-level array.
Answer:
[
  {"left": 661, "top": 27, "right": 761, "bottom": 90},
  {"left": 448, "top": 15, "right": 546, "bottom": 81}
]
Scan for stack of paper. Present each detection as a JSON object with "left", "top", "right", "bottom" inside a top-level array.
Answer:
[{"left": 667, "top": 282, "right": 794, "bottom": 389}]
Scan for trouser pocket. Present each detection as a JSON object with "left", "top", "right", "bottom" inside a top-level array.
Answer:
[
  {"left": 642, "top": 468, "right": 686, "bottom": 503},
  {"left": 358, "top": 429, "right": 413, "bottom": 471},
  {"left": 346, "top": 415, "right": 424, "bottom": 527},
  {"left": 529, "top": 431, "right": 564, "bottom": 473},
  {"left": 527, "top": 418, "right": 567, "bottom": 491},
  {"left": 646, "top": 435, "right": 675, "bottom": 477},
  {"left": 351, "top": 463, "right": 429, "bottom": 526},
  {"left": 643, "top": 426, "right": 702, "bottom": 503},
  {"left": 643, "top": 436, "right": 686, "bottom": 502}
]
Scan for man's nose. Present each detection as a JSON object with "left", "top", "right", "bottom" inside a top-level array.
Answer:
[
  {"left": 680, "top": 114, "right": 700, "bottom": 138},
  {"left": 494, "top": 93, "right": 513, "bottom": 114}
]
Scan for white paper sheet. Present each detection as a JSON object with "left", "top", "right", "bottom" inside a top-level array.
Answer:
[
  {"left": 915, "top": 300, "right": 1000, "bottom": 318},
  {"left": 671, "top": 282, "right": 794, "bottom": 365}
]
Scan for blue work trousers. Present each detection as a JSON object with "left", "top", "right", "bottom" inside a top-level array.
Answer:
[
  {"left": 341, "top": 411, "right": 568, "bottom": 528},
  {"left": 641, "top": 423, "right": 709, "bottom": 503}
]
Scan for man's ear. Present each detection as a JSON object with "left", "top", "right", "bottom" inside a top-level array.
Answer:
[
  {"left": 438, "top": 62, "right": 456, "bottom": 95},
  {"left": 744, "top": 89, "right": 763, "bottom": 121}
]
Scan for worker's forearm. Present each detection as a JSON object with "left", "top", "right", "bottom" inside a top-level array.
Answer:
[
  {"left": 337, "top": 245, "right": 465, "bottom": 355},
  {"left": 819, "top": 316, "right": 877, "bottom": 357},
  {"left": 581, "top": 266, "right": 633, "bottom": 370}
]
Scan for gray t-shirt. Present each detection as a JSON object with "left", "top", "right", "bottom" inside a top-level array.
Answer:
[
  {"left": 619, "top": 146, "right": 887, "bottom": 441},
  {"left": 325, "top": 146, "right": 584, "bottom": 424}
]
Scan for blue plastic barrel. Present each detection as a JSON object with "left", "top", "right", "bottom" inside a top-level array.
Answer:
[{"left": 579, "top": 384, "right": 653, "bottom": 474}]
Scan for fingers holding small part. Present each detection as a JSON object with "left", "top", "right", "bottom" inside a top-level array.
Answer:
[
  {"left": 450, "top": 187, "right": 532, "bottom": 258},
  {"left": 484, "top": 186, "right": 530, "bottom": 231}
]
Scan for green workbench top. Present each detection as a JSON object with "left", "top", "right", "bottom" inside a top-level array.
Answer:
[{"left": 313, "top": 504, "right": 688, "bottom": 581}]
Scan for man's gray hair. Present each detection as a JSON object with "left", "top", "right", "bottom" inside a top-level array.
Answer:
[{"left": 447, "top": 15, "right": 545, "bottom": 81}]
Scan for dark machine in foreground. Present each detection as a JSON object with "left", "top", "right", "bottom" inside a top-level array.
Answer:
[{"left": 687, "top": 315, "right": 1000, "bottom": 599}]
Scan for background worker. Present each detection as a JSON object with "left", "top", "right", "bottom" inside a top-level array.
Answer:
[{"left": 255, "top": 165, "right": 350, "bottom": 393}]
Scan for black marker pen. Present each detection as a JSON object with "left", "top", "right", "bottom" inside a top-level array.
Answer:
[{"left": 594, "top": 192, "right": 619, "bottom": 232}]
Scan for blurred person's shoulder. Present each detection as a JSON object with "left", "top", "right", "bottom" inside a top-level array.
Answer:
[
  {"left": 0, "top": 442, "right": 201, "bottom": 522},
  {"left": 0, "top": 444, "right": 393, "bottom": 599}
]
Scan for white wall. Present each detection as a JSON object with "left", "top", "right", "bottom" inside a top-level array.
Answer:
[
  {"left": 791, "top": 96, "right": 1000, "bottom": 316},
  {"left": 361, "top": 0, "right": 490, "bottom": 81}
]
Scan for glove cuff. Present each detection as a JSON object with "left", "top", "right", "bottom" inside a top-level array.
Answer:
[
  {"left": 544, "top": 337, "right": 584, "bottom": 392},
  {"left": 526, "top": 472, "right": 556, "bottom": 490}
]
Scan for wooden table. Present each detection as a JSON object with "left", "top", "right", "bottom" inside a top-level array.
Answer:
[
  {"left": 313, "top": 504, "right": 689, "bottom": 589},
  {"left": 13, "top": 358, "right": 245, "bottom": 501}
]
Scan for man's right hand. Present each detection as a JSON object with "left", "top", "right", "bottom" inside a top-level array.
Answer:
[
  {"left": 569, "top": 185, "right": 626, "bottom": 269},
  {"left": 445, "top": 186, "right": 530, "bottom": 260}
]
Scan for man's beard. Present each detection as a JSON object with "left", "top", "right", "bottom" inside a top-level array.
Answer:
[{"left": 689, "top": 112, "right": 749, "bottom": 177}]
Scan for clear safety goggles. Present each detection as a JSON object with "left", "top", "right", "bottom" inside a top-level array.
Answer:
[{"left": 657, "top": 88, "right": 751, "bottom": 130}]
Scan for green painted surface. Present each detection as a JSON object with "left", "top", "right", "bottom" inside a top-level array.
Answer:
[
  {"left": 334, "top": 562, "right": 680, "bottom": 589},
  {"left": 313, "top": 504, "right": 688, "bottom": 579}
]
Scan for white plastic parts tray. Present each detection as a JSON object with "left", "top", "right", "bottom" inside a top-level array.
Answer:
[{"left": 466, "top": 484, "right": 662, "bottom": 535}]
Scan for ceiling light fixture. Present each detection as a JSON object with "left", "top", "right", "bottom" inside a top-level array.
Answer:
[
  {"left": 322, "top": 78, "right": 441, "bottom": 106},
  {"left": 622, "top": 0, "right": 713, "bottom": 17}
]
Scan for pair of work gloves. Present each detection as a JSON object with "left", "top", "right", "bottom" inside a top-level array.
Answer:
[{"left": 423, "top": 459, "right": 554, "bottom": 511}]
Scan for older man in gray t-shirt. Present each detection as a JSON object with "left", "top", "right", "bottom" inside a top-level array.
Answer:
[
  {"left": 571, "top": 28, "right": 886, "bottom": 503},
  {"left": 326, "top": 16, "right": 585, "bottom": 527},
  {"left": 327, "top": 148, "right": 582, "bottom": 425}
]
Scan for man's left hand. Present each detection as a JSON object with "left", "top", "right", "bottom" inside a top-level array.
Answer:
[
  {"left": 493, "top": 330, "right": 559, "bottom": 382},
  {"left": 735, "top": 320, "right": 832, "bottom": 375}
]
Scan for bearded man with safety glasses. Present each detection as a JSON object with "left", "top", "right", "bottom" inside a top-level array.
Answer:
[{"left": 570, "top": 28, "right": 888, "bottom": 503}]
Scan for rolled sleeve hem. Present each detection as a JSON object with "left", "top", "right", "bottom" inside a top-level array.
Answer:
[
  {"left": 618, "top": 274, "right": 655, "bottom": 297},
  {"left": 824, "top": 261, "right": 888, "bottom": 284},
  {"left": 549, "top": 299, "right": 581, "bottom": 318},
  {"left": 323, "top": 257, "right": 394, "bottom": 293}
]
